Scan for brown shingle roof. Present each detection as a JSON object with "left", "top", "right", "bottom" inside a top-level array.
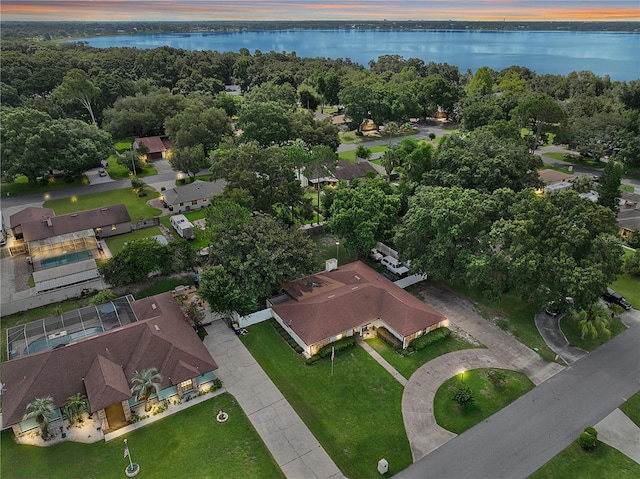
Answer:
[
  {"left": 9, "top": 207, "right": 55, "bottom": 229},
  {"left": 1, "top": 293, "right": 217, "bottom": 427},
  {"left": 332, "top": 160, "right": 377, "bottom": 181},
  {"left": 20, "top": 204, "right": 130, "bottom": 242},
  {"left": 133, "top": 136, "right": 175, "bottom": 154},
  {"left": 273, "top": 261, "right": 446, "bottom": 345},
  {"left": 539, "top": 169, "right": 572, "bottom": 184}
]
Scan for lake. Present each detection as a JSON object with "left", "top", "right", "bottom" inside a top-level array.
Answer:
[{"left": 71, "top": 29, "right": 640, "bottom": 81}]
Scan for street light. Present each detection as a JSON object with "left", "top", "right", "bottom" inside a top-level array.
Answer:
[
  {"left": 336, "top": 241, "right": 340, "bottom": 264},
  {"left": 461, "top": 370, "right": 465, "bottom": 382}
]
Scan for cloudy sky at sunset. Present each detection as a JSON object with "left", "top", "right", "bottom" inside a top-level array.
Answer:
[{"left": 2, "top": 0, "right": 639, "bottom": 22}]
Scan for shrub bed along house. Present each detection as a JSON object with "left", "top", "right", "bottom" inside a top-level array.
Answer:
[
  {"left": 409, "top": 327, "right": 451, "bottom": 351},
  {"left": 305, "top": 336, "right": 356, "bottom": 365},
  {"left": 377, "top": 326, "right": 403, "bottom": 350},
  {"left": 269, "top": 319, "right": 304, "bottom": 353}
]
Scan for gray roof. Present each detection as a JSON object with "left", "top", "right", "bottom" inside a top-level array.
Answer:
[
  {"left": 9, "top": 207, "right": 55, "bottom": 229},
  {"left": 21, "top": 205, "right": 130, "bottom": 242},
  {"left": 163, "top": 180, "right": 224, "bottom": 205}
]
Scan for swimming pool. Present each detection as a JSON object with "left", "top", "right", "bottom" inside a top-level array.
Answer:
[
  {"left": 40, "top": 250, "right": 93, "bottom": 269},
  {"left": 23, "top": 327, "right": 104, "bottom": 355}
]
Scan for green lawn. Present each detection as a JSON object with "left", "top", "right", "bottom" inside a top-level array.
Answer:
[
  {"left": 104, "top": 226, "right": 163, "bottom": 255},
  {"left": 540, "top": 164, "right": 572, "bottom": 175},
  {"left": 241, "top": 321, "right": 412, "bottom": 479},
  {"left": 611, "top": 250, "right": 640, "bottom": 308},
  {"left": 310, "top": 233, "right": 358, "bottom": 271},
  {"left": 338, "top": 145, "right": 388, "bottom": 163},
  {"left": 449, "top": 282, "right": 557, "bottom": 362},
  {"left": 530, "top": 439, "right": 640, "bottom": 479},
  {"left": 433, "top": 368, "right": 535, "bottom": 434},
  {"left": 365, "top": 334, "right": 480, "bottom": 380},
  {"left": 619, "top": 390, "right": 640, "bottom": 428},
  {"left": 620, "top": 184, "right": 634, "bottom": 193},
  {"left": 0, "top": 394, "right": 284, "bottom": 479},
  {"left": 560, "top": 315, "right": 627, "bottom": 352},
  {"left": 44, "top": 187, "right": 161, "bottom": 219},
  {"left": 113, "top": 138, "right": 133, "bottom": 152},
  {"left": 543, "top": 152, "right": 605, "bottom": 169},
  {"left": 0, "top": 174, "right": 89, "bottom": 197},
  {"left": 159, "top": 209, "right": 209, "bottom": 250}
]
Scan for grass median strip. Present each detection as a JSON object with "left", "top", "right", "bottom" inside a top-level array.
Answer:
[{"left": 241, "top": 321, "right": 412, "bottom": 479}]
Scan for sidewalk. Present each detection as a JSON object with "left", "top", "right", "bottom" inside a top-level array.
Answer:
[
  {"left": 203, "top": 320, "right": 345, "bottom": 479},
  {"left": 595, "top": 408, "right": 640, "bottom": 464}
]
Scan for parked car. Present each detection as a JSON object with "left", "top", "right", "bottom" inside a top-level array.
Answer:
[
  {"left": 381, "top": 255, "right": 409, "bottom": 277},
  {"left": 369, "top": 248, "right": 384, "bottom": 262},
  {"left": 97, "top": 168, "right": 107, "bottom": 177},
  {"left": 545, "top": 302, "right": 562, "bottom": 317},
  {"left": 602, "top": 288, "right": 632, "bottom": 310}
]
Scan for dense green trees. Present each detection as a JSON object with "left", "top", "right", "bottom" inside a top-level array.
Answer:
[
  {"left": 199, "top": 214, "right": 315, "bottom": 315},
  {"left": 396, "top": 187, "right": 623, "bottom": 310}
]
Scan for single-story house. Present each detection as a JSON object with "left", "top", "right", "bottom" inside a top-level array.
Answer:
[
  {"left": 1, "top": 292, "right": 218, "bottom": 435},
  {"left": 132, "top": 136, "right": 176, "bottom": 161},
  {"left": 302, "top": 160, "right": 378, "bottom": 189},
  {"left": 269, "top": 260, "right": 448, "bottom": 356},
  {"left": 9, "top": 206, "right": 55, "bottom": 240},
  {"left": 162, "top": 180, "right": 224, "bottom": 213},
  {"left": 538, "top": 169, "right": 572, "bottom": 185},
  {"left": 618, "top": 192, "right": 640, "bottom": 238}
]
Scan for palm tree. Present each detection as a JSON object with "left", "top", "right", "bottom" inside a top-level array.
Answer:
[
  {"left": 24, "top": 396, "right": 55, "bottom": 437},
  {"left": 573, "top": 303, "right": 611, "bottom": 340},
  {"left": 64, "top": 393, "right": 88, "bottom": 426},
  {"left": 382, "top": 146, "right": 400, "bottom": 180},
  {"left": 130, "top": 368, "right": 163, "bottom": 405}
]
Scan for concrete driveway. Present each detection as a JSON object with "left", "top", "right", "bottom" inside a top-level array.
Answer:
[
  {"left": 85, "top": 167, "right": 115, "bottom": 185},
  {"left": 402, "top": 284, "right": 564, "bottom": 461}
]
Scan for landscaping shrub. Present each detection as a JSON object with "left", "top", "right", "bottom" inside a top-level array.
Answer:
[
  {"left": 305, "top": 355, "right": 322, "bottom": 365},
  {"left": 377, "top": 326, "right": 403, "bottom": 350},
  {"left": 578, "top": 431, "right": 597, "bottom": 450},
  {"left": 583, "top": 426, "right": 598, "bottom": 439},
  {"left": 409, "top": 327, "right": 451, "bottom": 351},
  {"left": 269, "top": 319, "right": 304, "bottom": 354},
  {"left": 451, "top": 384, "right": 475, "bottom": 407},
  {"left": 64, "top": 175, "right": 75, "bottom": 183},
  {"left": 487, "top": 369, "right": 507, "bottom": 391},
  {"left": 317, "top": 336, "right": 356, "bottom": 358}
]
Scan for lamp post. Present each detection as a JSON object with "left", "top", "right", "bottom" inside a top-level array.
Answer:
[
  {"left": 336, "top": 241, "right": 340, "bottom": 264},
  {"left": 461, "top": 370, "right": 465, "bottom": 382}
]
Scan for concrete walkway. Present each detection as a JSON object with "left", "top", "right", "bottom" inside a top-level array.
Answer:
[
  {"left": 401, "top": 284, "right": 565, "bottom": 461},
  {"left": 595, "top": 408, "right": 640, "bottom": 464},
  {"left": 356, "top": 337, "right": 407, "bottom": 386},
  {"left": 203, "top": 320, "right": 345, "bottom": 479},
  {"left": 535, "top": 313, "right": 588, "bottom": 364}
]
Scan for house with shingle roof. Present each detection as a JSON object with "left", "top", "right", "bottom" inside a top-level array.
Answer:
[
  {"left": 303, "top": 160, "right": 378, "bottom": 189},
  {"left": 161, "top": 180, "right": 225, "bottom": 213},
  {"left": 9, "top": 206, "right": 55, "bottom": 240},
  {"left": 132, "top": 136, "right": 176, "bottom": 161},
  {"left": 269, "top": 261, "right": 448, "bottom": 356},
  {"left": 1, "top": 292, "right": 218, "bottom": 436}
]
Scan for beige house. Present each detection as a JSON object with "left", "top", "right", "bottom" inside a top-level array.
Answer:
[{"left": 270, "top": 261, "right": 448, "bottom": 356}]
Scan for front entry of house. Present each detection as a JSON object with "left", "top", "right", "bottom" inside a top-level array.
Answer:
[{"left": 105, "top": 403, "right": 127, "bottom": 432}]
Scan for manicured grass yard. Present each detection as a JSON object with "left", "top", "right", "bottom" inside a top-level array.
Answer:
[
  {"left": 611, "top": 249, "right": 640, "bottom": 309},
  {"left": 0, "top": 174, "right": 88, "bottom": 197},
  {"left": 530, "top": 439, "right": 640, "bottom": 479},
  {"left": 241, "top": 321, "right": 412, "bottom": 479},
  {"left": 433, "top": 368, "right": 534, "bottom": 434},
  {"left": 310, "top": 233, "right": 358, "bottom": 271},
  {"left": 365, "top": 334, "right": 480, "bottom": 380},
  {"left": 0, "top": 394, "right": 284, "bottom": 479},
  {"left": 135, "top": 275, "right": 197, "bottom": 299},
  {"left": 338, "top": 145, "right": 388, "bottom": 162},
  {"left": 159, "top": 209, "right": 209, "bottom": 250},
  {"left": 449, "top": 282, "right": 557, "bottom": 362},
  {"left": 44, "top": 187, "right": 161, "bottom": 219},
  {"left": 104, "top": 226, "right": 163, "bottom": 255},
  {"left": 620, "top": 390, "right": 640, "bottom": 428},
  {"left": 560, "top": 315, "right": 627, "bottom": 352}
]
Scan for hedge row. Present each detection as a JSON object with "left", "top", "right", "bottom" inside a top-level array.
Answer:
[
  {"left": 269, "top": 319, "right": 304, "bottom": 354},
  {"left": 377, "top": 326, "right": 403, "bottom": 350},
  {"left": 305, "top": 336, "right": 356, "bottom": 365},
  {"left": 408, "top": 327, "right": 451, "bottom": 351}
]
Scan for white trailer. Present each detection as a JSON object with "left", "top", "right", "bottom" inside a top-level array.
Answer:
[{"left": 170, "top": 214, "right": 195, "bottom": 240}]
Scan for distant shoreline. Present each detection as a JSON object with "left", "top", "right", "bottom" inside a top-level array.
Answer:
[{"left": 2, "top": 20, "right": 639, "bottom": 42}]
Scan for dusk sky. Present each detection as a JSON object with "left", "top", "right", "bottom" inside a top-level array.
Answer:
[{"left": 2, "top": 0, "right": 639, "bottom": 22}]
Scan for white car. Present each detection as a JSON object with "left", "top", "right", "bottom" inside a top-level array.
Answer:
[
  {"left": 381, "top": 255, "right": 409, "bottom": 276},
  {"left": 97, "top": 168, "right": 108, "bottom": 177},
  {"left": 369, "top": 248, "right": 384, "bottom": 262}
]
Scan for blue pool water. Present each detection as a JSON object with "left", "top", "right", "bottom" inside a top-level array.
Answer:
[{"left": 23, "top": 327, "right": 104, "bottom": 355}]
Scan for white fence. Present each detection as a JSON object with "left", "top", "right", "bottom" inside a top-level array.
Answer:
[
  {"left": 234, "top": 308, "right": 273, "bottom": 327},
  {"left": 376, "top": 241, "right": 399, "bottom": 259}
]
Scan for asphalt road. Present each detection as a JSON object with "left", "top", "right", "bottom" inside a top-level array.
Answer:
[{"left": 394, "top": 323, "right": 640, "bottom": 479}]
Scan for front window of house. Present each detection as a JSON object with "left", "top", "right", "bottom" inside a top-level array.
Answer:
[{"left": 179, "top": 379, "right": 193, "bottom": 394}]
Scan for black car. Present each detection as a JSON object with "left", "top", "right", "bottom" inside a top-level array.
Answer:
[
  {"left": 545, "top": 303, "right": 562, "bottom": 317},
  {"left": 602, "top": 288, "right": 632, "bottom": 310}
]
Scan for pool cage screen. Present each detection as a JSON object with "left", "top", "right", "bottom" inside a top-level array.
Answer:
[{"left": 7, "top": 295, "right": 137, "bottom": 360}]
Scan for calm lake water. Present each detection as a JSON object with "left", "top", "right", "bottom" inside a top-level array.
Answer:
[{"left": 72, "top": 29, "right": 640, "bottom": 81}]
